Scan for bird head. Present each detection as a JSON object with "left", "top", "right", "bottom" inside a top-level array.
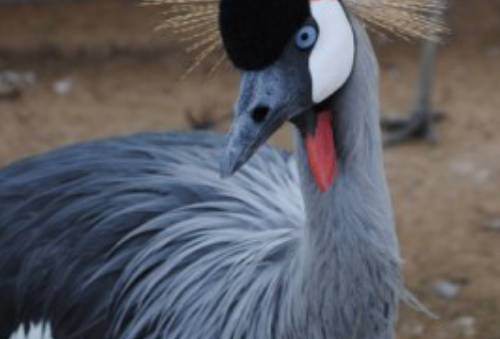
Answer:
[
  {"left": 146, "top": 0, "right": 445, "bottom": 192},
  {"left": 220, "top": 0, "right": 355, "bottom": 192}
]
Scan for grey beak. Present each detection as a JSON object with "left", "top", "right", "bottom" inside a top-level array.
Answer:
[
  {"left": 220, "top": 106, "right": 287, "bottom": 177},
  {"left": 220, "top": 54, "right": 311, "bottom": 177}
]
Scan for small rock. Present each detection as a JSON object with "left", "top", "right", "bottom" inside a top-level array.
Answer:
[
  {"left": 52, "top": 78, "right": 74, "bottom": 96},
  {"left": 473, "top": 168, "right": 492, "bottom": 185},
  {"left": 432, "top": 280, "right": 461, "bottom": 300},
  {"left": 449, "top": 160, "right": 475, "bottom": 176},
  {"left": 0, "top": 81, "right": 21, "bottom": 100},
  {"left": 449, "top": 159, "right": 491, "bottom": 185},
  {"left": 0, "top": 70, "right": 36, "bottom": 100},
  {"left": 486, "top": 219, "right": 500, "bottom": 232},
  {"left": 400, "top": 322, "right": 425, "bottom": 337},
  {"left": 452, "top": 316, "right": 476, "bottom": 337}
]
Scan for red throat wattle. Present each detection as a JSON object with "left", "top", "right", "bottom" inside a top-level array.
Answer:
[{"left": 305, "top": 109, "right": 337, "bottom": 193}]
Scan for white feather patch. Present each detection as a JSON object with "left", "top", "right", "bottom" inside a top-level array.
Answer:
[
  {"left": 10, "top": 323, "right": 53, "bottom": 339},
  {"left": 309, "top": 0, "right": 355, "bottom": 103}
]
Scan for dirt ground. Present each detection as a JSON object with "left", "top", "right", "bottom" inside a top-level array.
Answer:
[{"left": 0, "top": 0, "right": 499, "bottom": 338}]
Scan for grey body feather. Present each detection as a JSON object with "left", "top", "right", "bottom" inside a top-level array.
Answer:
[
  {"left": 0, "top": 19, "right": 402, "bottom": 339},
  {"left": 0, "top": 132, "right": 302, "bottom": 338}
]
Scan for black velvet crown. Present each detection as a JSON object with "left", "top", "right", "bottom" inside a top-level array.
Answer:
[{"left": 219, "top": 0, "right": 310, "bottom": 70}]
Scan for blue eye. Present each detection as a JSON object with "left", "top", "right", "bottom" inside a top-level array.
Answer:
[{"left": 295, "top": 25, "right": 318, "bottom": 50}]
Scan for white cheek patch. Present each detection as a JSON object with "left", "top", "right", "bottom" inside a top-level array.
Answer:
[{"left": 309, "top": 0, "right": 355, "bottom": 104}]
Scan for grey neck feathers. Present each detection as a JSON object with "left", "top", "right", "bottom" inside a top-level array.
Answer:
[{"left": 292, "top": 19, "right": 401, "bottom": 337}]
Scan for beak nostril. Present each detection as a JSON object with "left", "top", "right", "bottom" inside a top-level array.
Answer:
[{"left": 251, "top": 106, "right": 270, "bottom": 123}]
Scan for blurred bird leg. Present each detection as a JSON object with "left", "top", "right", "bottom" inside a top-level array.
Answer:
[{"left": 382, "top": 39, "right": 445, "bottom": 146}]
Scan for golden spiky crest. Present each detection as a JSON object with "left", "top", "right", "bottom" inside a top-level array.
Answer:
[
  {"left": 143, "top": 0, "right": 446, "bottom": 75},
  {"left": 343, "top": 0, "right": 446, "bottom": 40}
]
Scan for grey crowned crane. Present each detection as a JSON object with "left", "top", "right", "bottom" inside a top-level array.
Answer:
[
  {"left": 0, "top": 0, "right": 444, "bottom": 338},
  {"left": 381, "top": 1, "right": 448, "bottom": 146},
  {"left": 382, "top": 35, "right": 443, "bottom": 146}
]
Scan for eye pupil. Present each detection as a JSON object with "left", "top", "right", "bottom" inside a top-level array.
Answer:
[{"left": 295, "top": 25, "right": 318, "bottom": 51}]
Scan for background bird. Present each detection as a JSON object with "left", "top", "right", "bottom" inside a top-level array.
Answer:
[
  {"left": 381, "top": 6, "right": 447, "bottom": 146},
  {"left": 0, "top": 0, "right": 443, "bottom": 338}
]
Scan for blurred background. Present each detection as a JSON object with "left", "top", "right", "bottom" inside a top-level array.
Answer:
[{"left": 0, "top": 0, "right": 499, "bottom": 338}]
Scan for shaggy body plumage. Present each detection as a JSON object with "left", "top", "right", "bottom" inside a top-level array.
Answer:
[
  {"left": 0, "top": 132, "right": 302, "bottom": 339},
  {"left": 0, "top": 19, "right": 402, "bottom": 339}
]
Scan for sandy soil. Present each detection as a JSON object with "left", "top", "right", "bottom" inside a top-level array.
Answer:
[{"left": 0, "top": 0, "right": 500, "bottom": 338}]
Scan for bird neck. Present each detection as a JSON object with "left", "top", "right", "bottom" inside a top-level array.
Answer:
[{"left": 292, "top": 20, "right": 401, "bottom": 335}]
